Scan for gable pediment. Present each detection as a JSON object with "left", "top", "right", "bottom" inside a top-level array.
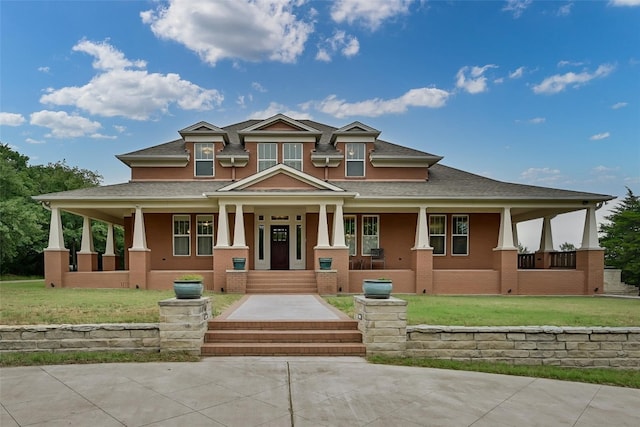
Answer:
[
  {"left": 238, "top": 114, "right": 322, "bottom": 144},
  {"left": 179, "top": 121, "right": 229, "bottom": 144},
  {"left": 218, "top": 164, "right": 344, "bottom": 192}
]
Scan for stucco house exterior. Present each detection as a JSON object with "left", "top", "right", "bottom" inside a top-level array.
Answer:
[{"left": 35, "top": 114, "right": 614, "bottom": 295}]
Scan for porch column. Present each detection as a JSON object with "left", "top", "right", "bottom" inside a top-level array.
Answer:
[
  {"left": 102, "top": 223, "right": 117, "bottom": 271},
  {"left": 512, "top": 222, "right": 520, "bottom": 249},
  {"left": 317, "top": 203, "right": 330, "bottom": 247},
  {"left": 412, "top": 206, "right": 433, "bottom": 294},
  {"left": 232, "top": 204, "right": 246, "bottom": 247},
  {"left": 577, "top": 206, "right": 605, "bottom": 295},
  {"left": 44, "top": 206, "right": 69, "bottom": 288},
  {"left": 494, "top": 207, "right": 518, "bottom": 294},
  {"left": 129, "top": 207, "right": 150, "bottom": 289},
  {"left": 332, "top": 203, "right": 346, "bottom": 247},
  {"left": 77, "top": 216, "right": 97, "bottom": 272},
  {"left": 216, "top": 203, "right": 230, "bottom": 247},
  {"left": 536, "top": 216, "right": 555, "bottom": 269}
]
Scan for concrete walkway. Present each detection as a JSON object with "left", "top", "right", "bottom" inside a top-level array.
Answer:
[{"left": 2, "top": 357, "right": 639, "bottom": 426}]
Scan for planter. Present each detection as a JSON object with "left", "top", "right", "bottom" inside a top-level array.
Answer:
[
  {"left": 319, "top": 257, "right": 333, "bottom": 270},
  {"left": 363, "top": 279, "right": 392, "bottom": 299},
  {"left": 232, "top": 257, "right": 246, "bottom": 270},
  {"left": 173, "top": 280, "right": 203, "bottom": 299}
]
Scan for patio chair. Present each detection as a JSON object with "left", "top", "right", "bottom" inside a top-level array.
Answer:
[{"left": 370, "top": 248, "right": 385, "bottom": 269}]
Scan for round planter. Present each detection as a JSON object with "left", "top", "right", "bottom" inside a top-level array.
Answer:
[
  {"left": 319, "top": 257, "right": 333, "bottom": 270},
  {"left": 363, "top": 279, "right": 392, "bottom": 299},
  {"left": 173, "top": 280, "right": 203, "bottom": 299},
  {"left": 232, "top": 257, "right": 246, "bottom": 270}
]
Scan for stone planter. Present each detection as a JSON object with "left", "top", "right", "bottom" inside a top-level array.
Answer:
[
  {"left": 363, "top": 279, "right": 392, "bottom": 299},
  {"left": 319, "top": 257, "right": 333, "bottom": 270},
  {"left": 173, "top": 280, "right": 203, "bottom": 299},
  {"left": 232, "top": 257, "right": 246, "bottom": 270}
]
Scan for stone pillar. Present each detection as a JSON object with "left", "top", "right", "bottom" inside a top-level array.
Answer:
[
  {"left": 494, "top": 208, "right": 518, "bottom": 294},
  {"left": 77, "top": 216, "right": 98, "bottom": 272},
  {"left": 129, "top": 207, "right": 150, "bottom": 289},
  {"left": 44, "top": 207, "right": 69, "bottom": 288},
  {"left": 354, "top": 296, "right": 407, "bottom": 357},
  {"left": 158, "top": 297, "right": 212, "bottom": 355},
  {"left": 102, "top": 223, "right": 117, "bottom": 271}
]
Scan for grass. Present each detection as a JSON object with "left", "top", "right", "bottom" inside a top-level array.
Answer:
[
  {"left": 368, "top": 355, "right": 640, "bottom": 389},
  {"left": 0, "top": 351, "right": 200, "bottom": 367},
  {"left": 324, "top": 295, "right": 640, "bottom": 327},
  {"left": 0, "top": 280, "right": 243, "bottom": 324}
]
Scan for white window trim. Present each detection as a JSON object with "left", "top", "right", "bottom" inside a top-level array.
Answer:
[
  {"left": 344, "top": 215, "right": 357, "bottom": 257},
  {"left": 196, "top": 215, "right": 214, "bottom": 256},
  {"left": 345, "top": 143, "right": 365, "bottom": 178},
  {"left": 361, "top": 214, "right": 379, "bottom": 256},
  {"left": 283, "top": 142, "right": 303, "bottom": 171},
  {"left": 451, "top": 214, "right": 469, "bottom": 256},
  {"left": 173, "top": 214, "right": 191, "bottom": 257},
  {"left": 429, "top": 214, "right": 447, "bottom": 256},
  {"left": 258, "top": 142, "right": 278, "bottom": 172},
  {"left": 194, "top": 143, "right": 215, "bottom": 177}
]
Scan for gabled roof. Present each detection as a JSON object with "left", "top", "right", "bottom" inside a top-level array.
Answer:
[
  {"left": 331, "top": 121, "right": 381, "bottom": 142},
  {"left": 217, "top": 164, "right": 345, "bottom": 193},
  {"left": 116, "top": 139, "right": 189, "bottom": 167},
  {"left": 239, "top": 114, "right": 322, "bottom": 134}
]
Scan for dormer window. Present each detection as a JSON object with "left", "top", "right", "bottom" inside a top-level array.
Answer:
[
  {"left": 194, "top": 143, "right": 214, "bottom": 176},
  {"left": 283, "top": 143, "right": 302, "bottom": 171},
  {"left": 346, "top": 143, "right": 365, "bottom": 177},
  {"left": 258, "top": 143, "right": 277, "bottom": 172}
]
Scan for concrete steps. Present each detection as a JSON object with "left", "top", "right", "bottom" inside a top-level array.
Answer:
[
  {"left": 246, "top": 271, "right": 317, "bottom": 294},
  {"left": 201, "top": 320, "right": 366, "bottom": 356}
]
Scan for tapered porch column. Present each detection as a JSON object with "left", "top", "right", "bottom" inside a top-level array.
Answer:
[
  {"left": 77, "top": 216, "right": 98, "bottom": 271},
  {"left": 332, "top": 203, "right": 346, "bottom": 247},
  {"left": 412, "top": 206, "right": 433, "bottom": 294},
  {"left": 232, "top": 203, "right": 246, "bottom": 247},
  {"left": 102, "top": 223, "right": 117, "bottom": 271},
  {"left": 129, "top": 207, "right": 150, "bottom": 289},
  {"left": 494, "top": 207, "right": 518, "bottom": 294},
  {"left": 577, "top": 206, "right": 605, "bottom": 295},
  {"left": 216, "top": 203, "right": 230, "bottom": 247},
  {"left": 44, "top": 206, "right": 69, "bottom": 288},
  {"left": 317, "top": 203, "right": 349, "bottom": 294},
  {"left": 316, "top": 203, "right": 330, "bottom": 248},
  {"left": 535, "top": 216, "right": 555, "bottom": 269}
]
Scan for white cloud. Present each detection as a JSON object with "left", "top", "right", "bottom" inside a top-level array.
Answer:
[
  {"left": 610, "top": 0, "right": 640, "bottom": 6},
  {"left": 590, "top": 132, "right": 610, "bottom": 141},
  {"left": 252, "top": 82, "right": 267, "bottom": 93},
  {"left": 316, "top": 30, "right": 360, "bottom": 61},
  {"left": 455, "top": 65, "right": 498, "bottom": 94},
  {"left": 30, "top": 110, "right": 108, "bottom": 139},
  {"left": 113, "top": 125, "right": 126, "bottom": 133},
  {"left": 38, "top": 66, "right": 50, "bottom": 73},
  {"left": 502, "top": 0, "right": 532, "bottom": 18},
  {"left": 519, "top": 167, "right": 562, "bottom": 184},
  {"left": 528, "top": 117, "right": 546, "bottom": 124},
  {"left": 251, "top": 102, "right": 312, "bottom": 120},
  {"left": 557, "top": 2, "right": 573, "bottom": 16},
  {"left": 25, "top": 138, "right": 46, "bottom": 144},
  {"left": 40, "top": 40, "right": 223, "bottom": 120},
  {"left": 611, "top": 102, "right": 628, "bottom": 109},
  {"left": 331, "top": 0, "right": 414, "bottom": 30},
  {"left": 315, "top": 87, "right": 450, "bottom": 118},
  {"left": 141, "top": 0, "right": 313, "bottom": 66},
  {"left": 557, "top": 60, "right": 585, "bottom": 68},
  {"left": 509, "top": 66, "right": 525, "bottom": 79},
  {"left": 532, "top": 63, "right": 614, "bottom": 94},
  {"left": 0, "top": 112, "right": 26, "bottom": 126}
]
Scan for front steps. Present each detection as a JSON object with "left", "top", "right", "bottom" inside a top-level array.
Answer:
[
  {"left": 201, "top": 320, "right": 366, "bottom": 356},
  {"left": 246, "top": 270, "right": 317, "bottom": 294}
]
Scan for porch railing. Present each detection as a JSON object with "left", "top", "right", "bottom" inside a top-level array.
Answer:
[
  {"left": 517, "top": 253, "right": 535, "bottom": 269},
  {"left": 517, "top": 251, "right": 576, "bottom": 269}
]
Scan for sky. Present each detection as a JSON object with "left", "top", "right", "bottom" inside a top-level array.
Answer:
[{"left": 1, "top": 0, "right": 639, "bottom": 251}]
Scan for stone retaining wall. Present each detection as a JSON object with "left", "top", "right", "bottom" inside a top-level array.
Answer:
[
  {"left": 406, "top": 326, "right": 640, "bottom": 368},
  {"left": 0, "top": 324, "right": 160, "bottom": 353}
]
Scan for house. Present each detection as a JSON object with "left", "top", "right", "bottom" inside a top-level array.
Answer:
[{"left": 35, "top": 114, "right": 614, "bottom": 295}]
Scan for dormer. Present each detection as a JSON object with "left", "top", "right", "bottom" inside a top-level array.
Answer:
[
  {"left": 178, "top": 121, "right": 229, "bottom": 145},
  {"left": 238, "top": 114, "right": 322, "bottom": 144},
  {"left": 330, "top": 121, "right": 381, "bottom": 145}
]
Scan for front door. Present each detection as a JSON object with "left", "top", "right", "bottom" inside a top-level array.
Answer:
[{"left": 270, "top": 225, "right": 289, "bottom": 270}]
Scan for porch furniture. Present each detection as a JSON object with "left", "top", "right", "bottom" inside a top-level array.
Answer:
[{"left": 370, "top": 248, "right": 385, "bottom": 269}]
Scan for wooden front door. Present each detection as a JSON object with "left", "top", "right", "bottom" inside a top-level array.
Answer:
[{"left": 270, "top": 225, "right": 289, "bottom": 270}]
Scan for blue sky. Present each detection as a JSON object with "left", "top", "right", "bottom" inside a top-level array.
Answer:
[{"left": 1, "top": 0, "right": 639, "bottom": 248}]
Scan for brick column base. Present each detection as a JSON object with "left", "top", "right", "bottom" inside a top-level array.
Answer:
[
  {"left": 354, "top": 295, "right": 407, "bottom": 357},
  {"left": 158, "top": 297, "right": 212, "bottom": 355},
  {"left": 316, "top": 270, "right": 337, "bottom": 295},
  {"left": 226, "top": 270, "right": 247, "bottom": 293}
]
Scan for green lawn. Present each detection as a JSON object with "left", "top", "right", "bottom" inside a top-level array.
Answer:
[
  {"left": 0, "top": 280, "right": 242, "bottom": 324},
  {"left": 324, "top": 295, "right": 640, "bottom": 327}
]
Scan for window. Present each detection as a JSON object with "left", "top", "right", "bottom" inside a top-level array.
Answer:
[
  {"left": 196, "top": 215, "right": 213, "bottom": 256},
  {"left": 429, "top": 215, "right": 446, "bottom": 255},
  {"left": 452, "top": 215, "right": 469, "bottom": 255},
  {"left": 283, "top": 143, "right": 302, "bottom": 171},
  {"left": 345, "top": 143, "right": 365, "bottom": 177},
  {"left": 258, "top": 143, "right": 277, "bottom": 171},
  {"left": 344, "top": 215, "right": 356, "bottom": 256},
  {"left": 362, "top": 215, "right": 379, "bottom": 255},
  {"left": 173, "top": 215, "right": 190, "bottom": 256},
  {"left": 194, "top": 143, "right": 214, "bottom": 176}
]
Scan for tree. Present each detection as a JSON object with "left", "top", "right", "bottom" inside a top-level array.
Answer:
[
  {"left": 599, "top": 188, "right": 640, "bottom": 286},
  {"left": 0, "top": 144, "right": 103, "bottom": 276},
  {"left": 559, "top": 242, "right": 576, "bottom": 251}
]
